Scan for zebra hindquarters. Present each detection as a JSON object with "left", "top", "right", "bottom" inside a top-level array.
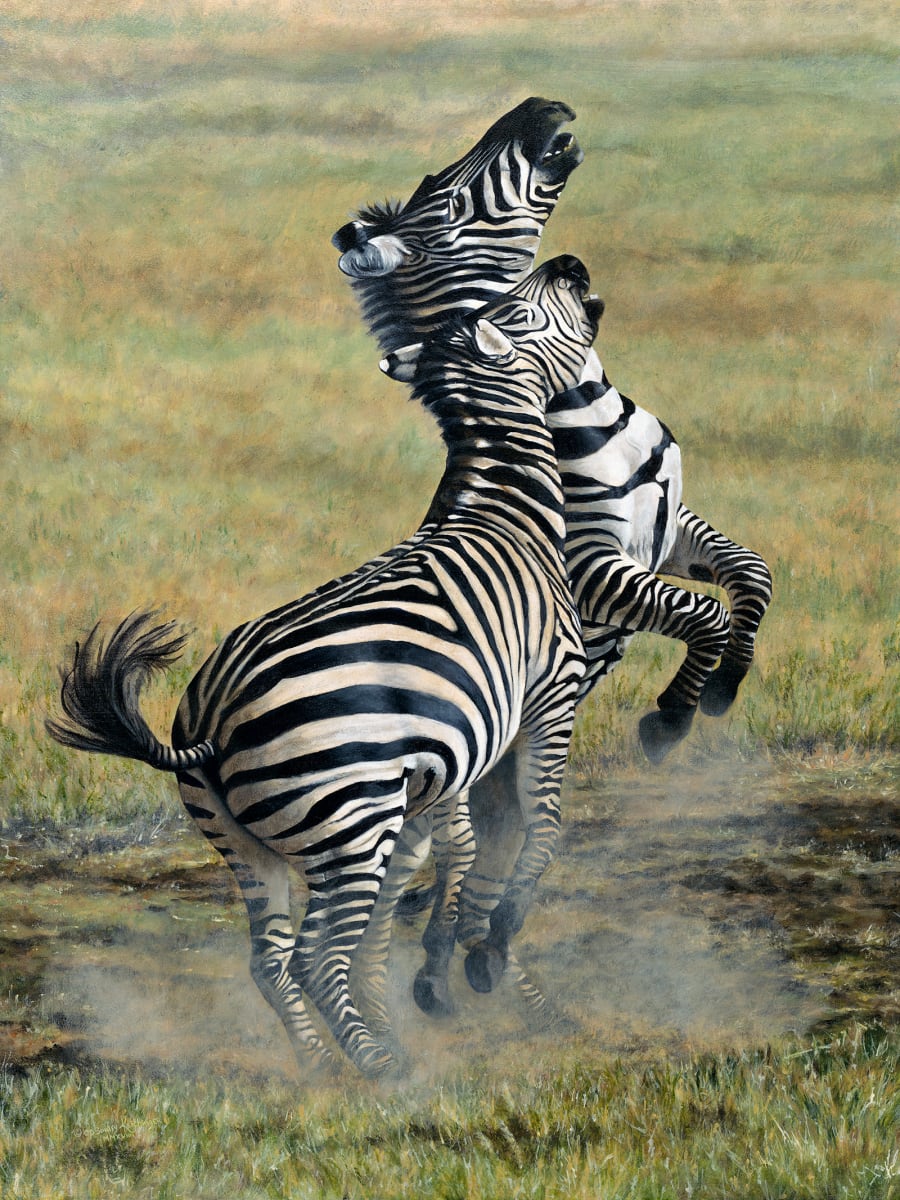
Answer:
[
  {"left": 663, "top": 505, "right": 774, "bottom": 717},
  {"left": 176, "top": 769, "right": 337, "bottom": 1075},
  {"left": 180, "top": 763, "right": 410, "bottom": 1079}
]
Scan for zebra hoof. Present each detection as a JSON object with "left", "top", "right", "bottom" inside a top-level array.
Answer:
[
  {"left": 413, "top": 969, "right": 455, "bottom": 1019},
  {"left": 465, "top": 942, "right": 506, "bottom": 994},
  {"left": 357, "top": 1043, "right": 397, "bottom": 1080},
  {"left": 638, "top": 705, "right": 695, "bottom": 764},
  {"left": 699, "top": 662, "right": 749, "bottom": 717}
]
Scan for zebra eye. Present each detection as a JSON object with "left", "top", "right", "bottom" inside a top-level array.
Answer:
[{"left": 447, "top": 190, "right": 468, "bottom": 222}]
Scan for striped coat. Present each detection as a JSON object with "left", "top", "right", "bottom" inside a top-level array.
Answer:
[
  {"left": 334, "top": 96, "right": 772, "bottom": 1021},
  {"left": 47, "top": 256, "right": 602, "bottom": 1077}
]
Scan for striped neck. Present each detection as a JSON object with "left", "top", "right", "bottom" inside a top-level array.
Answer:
[
  {"left": 421, "top": 386, "right": 569, "bottom": 559},
  {"left": 353, "top": 270, "right": 531, "bottom": 356}
]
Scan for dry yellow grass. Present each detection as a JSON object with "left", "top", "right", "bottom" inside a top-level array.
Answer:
[{"left": 0, "top": 0, "right": 896, "bottom": 823}]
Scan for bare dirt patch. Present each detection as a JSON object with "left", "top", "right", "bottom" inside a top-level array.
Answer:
[{"left": 0, "top": 756, "right": 895, "bottom": 1081}]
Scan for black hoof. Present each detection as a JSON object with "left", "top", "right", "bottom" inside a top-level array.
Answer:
[
  {"left": 699, "top": 662, "right": 748, "bottom": 717},
  {"left": 465, "top": 942, "right": 506, "bottom": 994},
  {"left": 413, "top": 970, "right": 455, "bottom": 1019},
  {"left": 638, "top": 705, "right": 695, "bottom": 764}
]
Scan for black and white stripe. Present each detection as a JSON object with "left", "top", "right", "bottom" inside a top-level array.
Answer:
[
  {"left": 47, "top": 256, "right": 601, "bottom": 1077},
  {"left": 333, "top": 97, "right": 582, "bottom": 354}
]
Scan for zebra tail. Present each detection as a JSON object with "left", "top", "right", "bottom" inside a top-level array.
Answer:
[{"left": 45, "top": 609, "right": 214, "bottom": 773}]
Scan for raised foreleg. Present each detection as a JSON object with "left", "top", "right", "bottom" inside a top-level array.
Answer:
[
  {"left": 576, "top": 549, "right": 731, "bottom": 762},
  {"left": 662, "top": 505, "right": 773, "bottom": 716}
]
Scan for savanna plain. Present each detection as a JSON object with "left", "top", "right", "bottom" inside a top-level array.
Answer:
[{"left": 0, "top": 1, "right": 897, "bottom": 1196}]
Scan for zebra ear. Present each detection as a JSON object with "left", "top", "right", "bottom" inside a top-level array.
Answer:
[
  {"left": 379, "top": 343, "right": 423, "bottom": 382},
  {"left": 473, "top": 318, "right": 516, "bottom": 362},
  {"left": 338, "top": 234, "right": 412, "bottom": 278}
]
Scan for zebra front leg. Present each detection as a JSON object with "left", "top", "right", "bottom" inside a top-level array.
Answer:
[
  {"left": 291, "top": 800, "right": 406, "bottom": 1078},
  {"left": 663, "top": 505, "right": 773, "bottom": 717},
  {"left": 577, "top": 550, "right": 731, "bottom": 763},
  {"left": 177, "top": 771, "right": 335, "bottom": 1074},
  {"left": 413, "top": 790, "right": 476, "bottom": 1018},
  {"left": 464, "top": 728, "right": 568, "bottom": 995}
]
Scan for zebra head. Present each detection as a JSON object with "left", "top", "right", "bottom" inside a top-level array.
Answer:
[
  {"left": 380, "top": 255, "right": 602, "bottom": 408},
  {"left": 332, "top": 98, "right": 583, "bottom": 351}
]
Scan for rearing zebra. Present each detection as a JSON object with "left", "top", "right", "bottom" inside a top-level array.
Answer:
[
  {"left": 333, "top": 96, "right": 772, "bottom": 1019},
  {"left": 333, "top": 96, "right": 772, "bottom": 758},
  {"left": 47, "top": 255, "right": 603, "bottom": 1077}
]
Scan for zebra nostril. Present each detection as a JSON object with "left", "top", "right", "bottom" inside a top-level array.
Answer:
[{"left": 331, "top": 221, "right": 369, "bottom": 252}]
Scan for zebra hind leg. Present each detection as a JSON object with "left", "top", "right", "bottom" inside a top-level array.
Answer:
[
  {"left": 177, "top": 771, "right": 336, "bottom": 1075},
  {"left": 289, "top": 800, "right": 407, "bottom": 1079},
  {"left": 351, "top": 811, "right": 434, "bottom": 1038},
  {"left": 413, "top": 791, "right": 477, "bottom": 1019},
  {"left": 463, "top": 729, "right": 567, "bottom": 995}
]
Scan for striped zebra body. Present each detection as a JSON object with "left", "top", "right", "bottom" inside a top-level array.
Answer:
[
  {"left": 47, "top": 256, "right": 601, "bottom": 1077},
  {"left": 335, "top": 97, "right": 772, "bottom": 1022}
]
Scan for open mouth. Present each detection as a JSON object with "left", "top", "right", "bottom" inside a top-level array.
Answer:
[
  {"left": 535, "top": 118, "right": 583, "bottom": 180},
  {"left": 541, "top": 130, "right": 578, "bottom": 164},
  {"left": 584, "top": 291, "right": 605, "bottom": 331}
]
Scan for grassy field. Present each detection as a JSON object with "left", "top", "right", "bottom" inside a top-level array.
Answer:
[
  {"left": 0, "top": 756, "right": 896, "bottom": 1197},
  {"left": 0, "top": 1, "right": 897, "bottom": 1195}
]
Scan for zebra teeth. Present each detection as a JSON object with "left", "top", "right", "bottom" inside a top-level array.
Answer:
[{"left": 541, "top": 132, "right": 575, "bottom": 162}]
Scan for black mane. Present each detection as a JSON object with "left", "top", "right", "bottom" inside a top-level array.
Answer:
[{"left": 355, "top": 197, "right": 404, "bottom": 229}]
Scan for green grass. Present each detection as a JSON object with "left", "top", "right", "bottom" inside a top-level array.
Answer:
[{"left": 0, "top": 1025, "right": 896, "bottom": 1199}]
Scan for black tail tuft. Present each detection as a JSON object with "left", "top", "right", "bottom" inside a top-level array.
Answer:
[{"left": 46, "top": 609, "right": 213, "bottom": 772}]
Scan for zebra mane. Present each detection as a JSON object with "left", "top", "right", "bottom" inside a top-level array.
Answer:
[{"left": 355, "top": 197, "right": 405, "bottom": 228}]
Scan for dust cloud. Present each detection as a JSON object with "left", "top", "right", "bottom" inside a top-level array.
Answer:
[{"left": 37, "top": 756, "right": 829, "bottom": 1084}]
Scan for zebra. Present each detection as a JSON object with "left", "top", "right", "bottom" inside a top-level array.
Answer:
[
  {"left": 333, "top": 95, "right": 772, "bottom": 759},
  {"left": 46, "top": 255, "right": 604, "bottom": 1078},
  {"left": 332, "top": 96, "right": 773, "bottom": 1020}
]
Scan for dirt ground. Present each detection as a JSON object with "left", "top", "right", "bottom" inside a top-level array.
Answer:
[{"left": 0, "top": 756, "right": 896, "bottom": 1082}]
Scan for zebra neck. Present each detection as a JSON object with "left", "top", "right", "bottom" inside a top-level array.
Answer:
[
  {"left": 352, "top": 276, "right": 512, "bottom": 354},
  {"left": 431, "top": 406, "right": 568, "bottom": 556}
]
